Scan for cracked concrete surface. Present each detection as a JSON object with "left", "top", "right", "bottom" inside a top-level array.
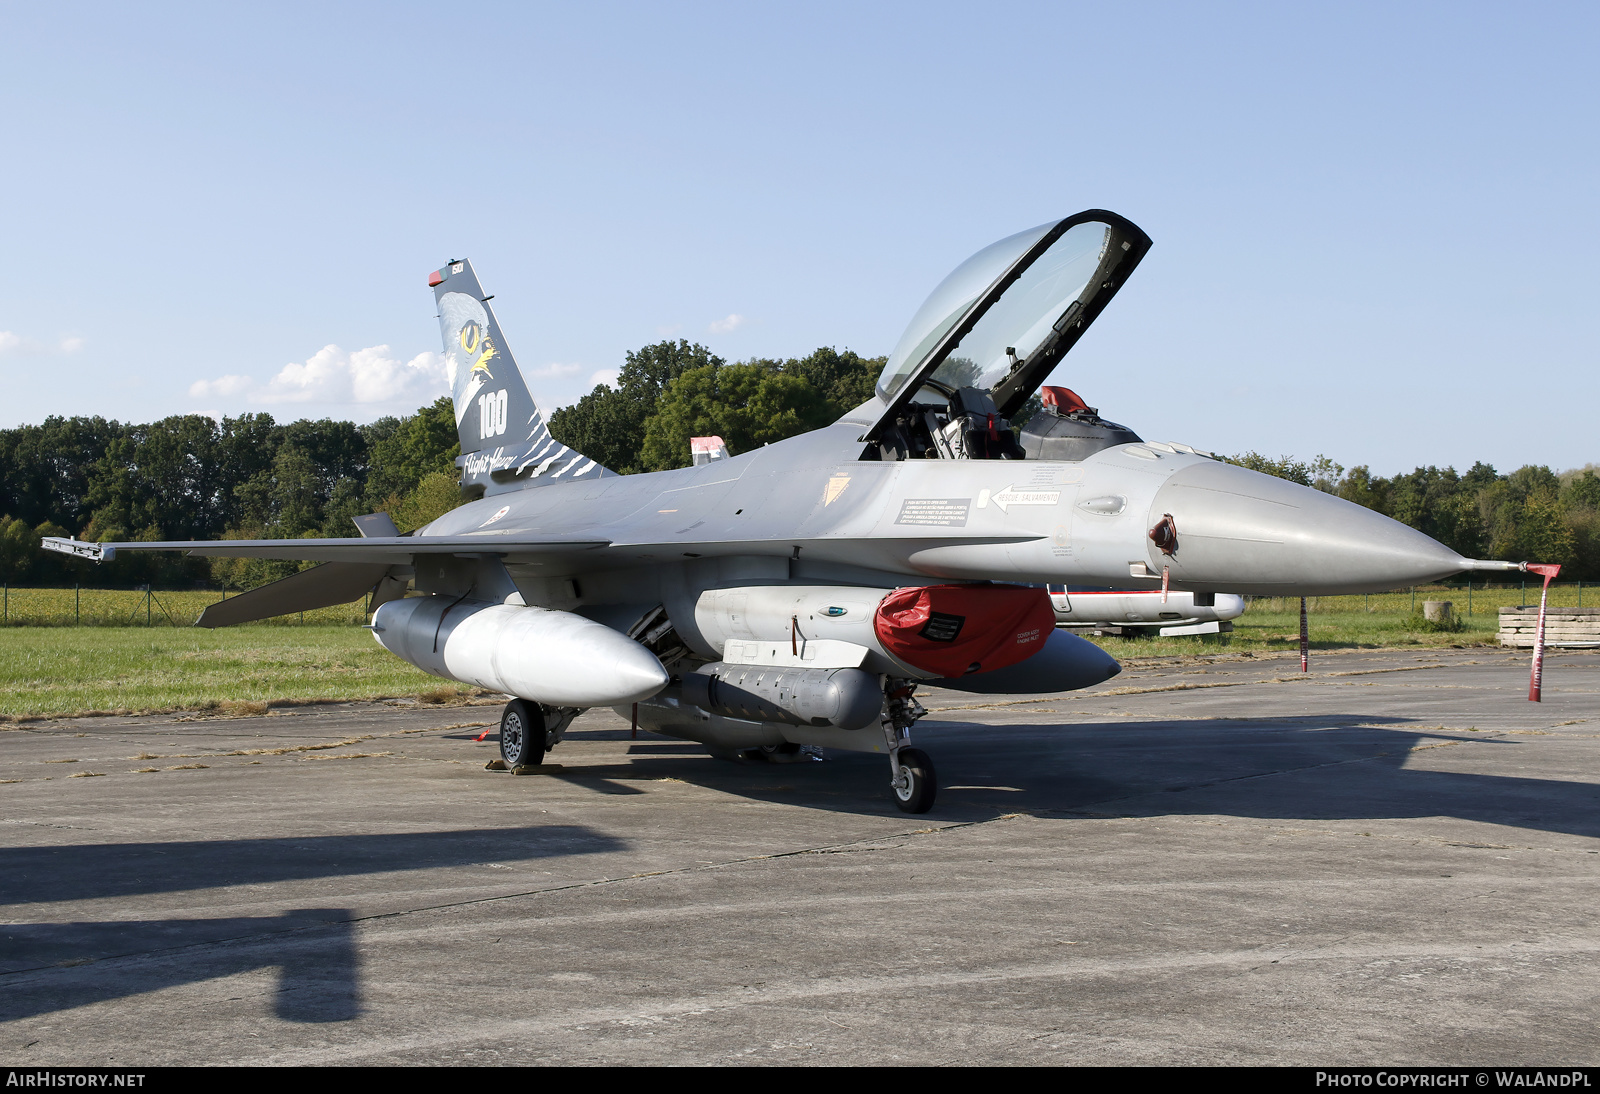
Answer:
[{"left": 2, "top": 647, "right": 1597, "bottom": 1065}]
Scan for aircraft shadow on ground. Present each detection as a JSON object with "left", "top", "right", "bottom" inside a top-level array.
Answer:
[
  {"left": 1, "top": 909, "right": 359, "bottom": 1023},
  {"left": 580, "top": 716, "right": 1600, "bottom": 838},
  {"left": 0, "top": 824, "right": 625, "bottom": 907},
  {"left": 2, "top": 826, "right": 626, "bottom": 1024}
]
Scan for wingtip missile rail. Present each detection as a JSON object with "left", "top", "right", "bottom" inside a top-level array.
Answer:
[{"left": 41, "top": 536, "right": 114, "bottom": 562}]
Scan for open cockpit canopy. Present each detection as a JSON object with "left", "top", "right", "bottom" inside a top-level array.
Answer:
[{"left": 863, "top": 210, "right": 1150, "bottom": 458}]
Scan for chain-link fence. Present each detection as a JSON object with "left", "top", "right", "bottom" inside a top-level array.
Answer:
[
  {"left": 0, "top": 585, "right": 370, "bottom": 626},
  {"left": 0, "top": 580, "right": 1589, "bottom": 627},
  {"left": 1243, "top": 581, "right": 1589, "bottom": 617}
]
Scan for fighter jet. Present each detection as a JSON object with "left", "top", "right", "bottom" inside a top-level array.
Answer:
[{"left": 44, "top": 210, "right": 1526, "bottom": 813}]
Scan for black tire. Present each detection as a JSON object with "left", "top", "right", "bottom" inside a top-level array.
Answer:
[
  {"left": 891, "top": 747, "right": 937, "bottom": 814},
  {"left": 500, "top": 700, "right": 546, "bottom": 768},
  {"left": 756, "top": 742, "right": 803, "bottom": 764}
]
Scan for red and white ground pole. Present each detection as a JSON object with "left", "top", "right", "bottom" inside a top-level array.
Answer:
[
  {"left": 1299, "top": 597, "right": 1309, "bottom": 673},
  {"left": 1527, "top": 563, "right": 1562, "bottom": 702}
]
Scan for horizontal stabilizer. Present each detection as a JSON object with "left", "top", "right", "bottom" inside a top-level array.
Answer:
[
  {"left": 196, "top": 562, "right": 392, "bottom": 629},
  {"left": 352, "top": 512, "right": 401, "bottom": 538}
]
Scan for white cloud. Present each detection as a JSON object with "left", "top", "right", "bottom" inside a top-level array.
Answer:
[
  {"left": 0, "top": 331, "right": 85, "bottom": 355},
  {"left": 189, "top": 344, "right": 448, "bottom": 407},
  {"left": 708, "top": 313, "right": 746, "bottom": 334},
  {"left": 188, "top": 374, "right": 254, "bottom": 399},
  {"left": 588, "top": 368, "right": 620, "bottom": 389}
]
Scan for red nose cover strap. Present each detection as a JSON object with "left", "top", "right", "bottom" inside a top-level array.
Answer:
[{"left": 873, "top": 584, "right": 1055, "bottom": 677}]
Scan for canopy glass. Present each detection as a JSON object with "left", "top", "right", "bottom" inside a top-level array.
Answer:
[
  {"left": 877, "top": 221, "right": 1054, "bottom": 400},
  {"left": 869, "top": 210, "right": 1150, "bottom": 428}
]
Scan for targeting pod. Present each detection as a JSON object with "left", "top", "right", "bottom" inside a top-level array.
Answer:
[{"left": 682, "top": 662, "right": 883, "bottom": 730}]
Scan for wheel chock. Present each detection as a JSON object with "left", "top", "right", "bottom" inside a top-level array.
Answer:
[
  {"left": 484, "top": 759, "right": 508, "bottom": 771},
  {"left": 512, "top": 763, "right": 564, "bottom": 775}
]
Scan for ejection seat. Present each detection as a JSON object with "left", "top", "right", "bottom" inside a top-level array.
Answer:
[{"left": 1016, "top": 385, "right": 1142, "bottom": 462}]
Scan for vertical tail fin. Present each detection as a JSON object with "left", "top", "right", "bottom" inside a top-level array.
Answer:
[{"left": 429, "top": 259, "right": 610, "bottom": 495}]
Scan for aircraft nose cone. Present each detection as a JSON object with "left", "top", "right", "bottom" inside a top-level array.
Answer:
[{"left": 1150, "top": 461, "right": 1469, "bottom": 595}]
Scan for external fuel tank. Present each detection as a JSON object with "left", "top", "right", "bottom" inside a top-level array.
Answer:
[{"left": 371, "top": 596, "right": 668, "bottom": 707}]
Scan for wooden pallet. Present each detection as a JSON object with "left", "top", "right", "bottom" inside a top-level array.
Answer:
[{"left": 1497, "top": 607, "right": 1600, "bottom": 647}]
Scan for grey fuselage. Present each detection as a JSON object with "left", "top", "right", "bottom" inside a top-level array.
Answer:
[{"left": 415, "top": 409, "right": 1473, "bottom": 663}]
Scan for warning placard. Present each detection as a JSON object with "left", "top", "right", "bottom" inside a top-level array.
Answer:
[{"left": 895, "top": 498, "right": 971, "bottom": 527}]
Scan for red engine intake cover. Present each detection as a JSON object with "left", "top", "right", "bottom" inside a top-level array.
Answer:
[{"left": 873, "top": 584, "right": 1055, "bottom": 677}]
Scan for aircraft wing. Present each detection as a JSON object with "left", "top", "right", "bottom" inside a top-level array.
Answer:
[
  {"left": 41, "top": 530, "right": 1035, "bottom": 569},
  {"left": 41, "top": 532, "right": 615, "bottom": 628},
  {"left": 41, "top": 534, "right": 611, "bottom": 565}
]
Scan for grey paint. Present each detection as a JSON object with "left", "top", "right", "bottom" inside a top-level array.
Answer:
[
  {"left": 54, "top": 426, "right": 1489, "bottom": 599},
  {"left": 194, "top": 561, "right": 389, "bottom": 629}
]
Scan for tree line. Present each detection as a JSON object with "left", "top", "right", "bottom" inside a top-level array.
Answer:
[
  {"left": 1, "top": 339, "right": 1594, "bottom": 584},
  {"left": 0, "top": 398, "right": 462, "bottom": 587},
  {"left": 1230, "top": 453, "right": 1600, "bottom": 580},
  {"left": 547, "top": 341, "right": 883, "bottom": 474},
  {"left": 0, "top": 342, "right": 884, "bottom": 586}
]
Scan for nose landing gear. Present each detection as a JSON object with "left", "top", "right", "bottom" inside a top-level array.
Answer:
[
  {"left": 883, "top": 683, "right": 935, "bottom": 813},
  {"left": 890, "top": 747, "right": 937, "bottom": 813}
]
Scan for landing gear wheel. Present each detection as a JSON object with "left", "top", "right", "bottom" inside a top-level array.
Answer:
[
  {"left": 500, "top": 699, "right": 546, "bottom": 768},
  {"left": 890, "top": 747, "right": 936, "bottom": 814},
  {"left": 756, "top": 742, "right": 803, "bottom": 764}
]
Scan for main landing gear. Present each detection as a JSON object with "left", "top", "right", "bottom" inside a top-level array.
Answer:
[
  {"left": 496, "top": 700, "right": 581, "bottom": 770},
  {"left": 500, "top": 699, "right": 546, "bottom": 769},
  {"left": 883, "top": 683, "right": 935, "bottom": 814}
]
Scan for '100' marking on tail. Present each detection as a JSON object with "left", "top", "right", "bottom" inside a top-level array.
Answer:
[{"left": 478, "top": 389, "right": 508, "bottom": 439}]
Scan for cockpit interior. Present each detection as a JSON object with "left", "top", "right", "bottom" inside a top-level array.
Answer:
[{"left": 860, "top": 210, "right": 1152, "bottom": 464}]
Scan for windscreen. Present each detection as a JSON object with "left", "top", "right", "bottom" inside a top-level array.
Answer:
[
  {"left": 929, "top": 221, "right": 1110, "bottom": 393},
  {"left": 875, "top": 219, "right": 1117, "bottom": 402},
  {"left": 876, "top": 221, "right": 1055, "bottom": 400},
  {"left": 866, "top": 210, "right": 1151, "bottom": 438}
]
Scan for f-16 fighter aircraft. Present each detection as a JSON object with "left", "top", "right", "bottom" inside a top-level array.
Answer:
[{"left": 44, "top": 210, "right": 1527, "bottom": 813}]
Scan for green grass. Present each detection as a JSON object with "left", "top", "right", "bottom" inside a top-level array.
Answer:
[
  {"left": 0, "top": 582, "right": 1562, "bottom": 719},
  {"left": 0, "top": 587, "right": 367, "bottom": 627},
  {"left": 1083, "top": 609, "right": 1499, "bottom": 661},
  {"left": 1243, "top": 582, "right": 1591, "bottom": 615},
  {"left": 1079, "top": 582, "right": 1554, "bottom": 659},
  {"left": 0, "top": 625, "right": 444, "bottom": 719},
  {"left": 1, "top": 581, "right": 1584, "bottom": 628}
]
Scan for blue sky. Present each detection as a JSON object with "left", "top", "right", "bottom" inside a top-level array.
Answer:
[{"left": 1, "top": 2, "right": 1595, "bottom": 476}]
